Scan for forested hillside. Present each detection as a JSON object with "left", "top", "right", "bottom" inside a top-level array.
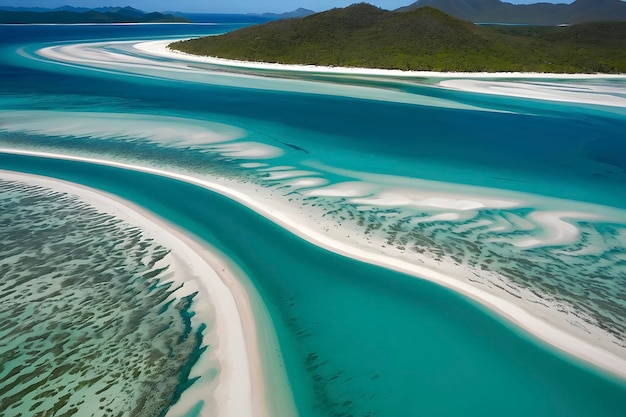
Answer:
[{"left": 171, "top": 4, "right": 626, "bottom": 73}]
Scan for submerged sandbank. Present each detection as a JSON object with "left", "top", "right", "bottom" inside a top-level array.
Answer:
[
  {"left": 439, "top": 79, "right": 626, "bottom": 107},
  {"left": 2, "top": 148, "right": 625, "bottom": 381},
  {"left": 0, "top": 169, "right": 294, "bottom": 417}
]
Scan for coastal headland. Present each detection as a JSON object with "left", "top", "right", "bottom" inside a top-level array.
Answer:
[{"left": 170, "top": 3, "right": 626, "bottom": 73}]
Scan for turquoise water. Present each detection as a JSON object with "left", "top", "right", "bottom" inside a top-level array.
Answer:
[
  {"left": 2, "top": 152, "right": 626, "bottom": 417},
  {"left": 1, "top": 23, "right": 626, "bottom": 417}
]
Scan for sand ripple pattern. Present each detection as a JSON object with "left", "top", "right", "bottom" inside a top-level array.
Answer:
[
  {"left": 0, "top": 180, "right": 206, "bottom": 417},
  {"left": 2, "top": 109, "right": 626, "bottom": 358},
  {"left": 283, "top": 184, "right": 626, "bottom": 350}
]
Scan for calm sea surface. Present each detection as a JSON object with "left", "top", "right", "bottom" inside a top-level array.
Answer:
[{"left": 1, "top": 23, "right": 625, "bottom": 417}]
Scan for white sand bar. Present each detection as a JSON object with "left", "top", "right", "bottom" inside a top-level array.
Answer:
[
  {"left": 3, "top": 148, "right": 626, "bottom": 382},
  {"left": 0, "top": 169, "right": 296, "bottom": 417},
  {"left": 138, "top": 40, "right": 626, "bottom": 108},
  {"left": 440, "top": 79, "right": 626, "bottom": 107}
]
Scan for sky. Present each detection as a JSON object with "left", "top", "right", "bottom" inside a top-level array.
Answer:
[{"left": 0, "top": 1, "right": 577, "bottom": 14}]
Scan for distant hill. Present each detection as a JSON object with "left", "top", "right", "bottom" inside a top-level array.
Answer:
[
  {"left": 0, "top": 5, "right": 155, "bottom": 15},
  {"left": 261, "top": 8, "right": 316, "bottom": 19},
  {"left": 0, "top": 6, "right": 54, "bottom": 13},
  {"left": 165, "top": 12, "right": 274, "bottom": 24},
  {"left": 0, "top": 5, "right": 188, "bottom": 24},
  {"left": 53, "top": 6, "right": 146, "bottom": 16},
  {"left": 170, "top": 3, "right": 626, "bottom": 73},
  {"left": 396, "top": 0, "right": 626, "bottom": 25},
  {"left": 162, "top": 8, "right": 314, "bottom": 24}
]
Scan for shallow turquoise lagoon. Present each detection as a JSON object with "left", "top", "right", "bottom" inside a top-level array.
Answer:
[
  {"left": 0, "top": 174, "right": 206, "bottom": 417},
  {"left": 2, "top": 153, "right": 625, "bottom": 417},
  {"left": 1, "top": 23, "right": 626, "bottom": 417}
]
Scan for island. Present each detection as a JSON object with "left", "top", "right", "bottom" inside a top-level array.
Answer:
[
  {"left": 170, "top": 3, "right": 626, "bottom": 73},
  {"left": 0, "top": 6, "right": 189, "bottom": 24}
]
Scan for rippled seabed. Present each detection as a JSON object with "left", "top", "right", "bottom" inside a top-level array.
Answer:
[
  {"left": 1, "top": 23, "right": 626, "bottom": 417},
  {"left": 0, "top": 179, "right": 206, "bottom": 417},
  {"left": 3, "top": 108, "right": 626, "bottom": 355}
]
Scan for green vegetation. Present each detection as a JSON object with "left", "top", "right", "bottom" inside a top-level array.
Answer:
[
  {"left": 170, "top": 4, "right": 626, "bottom": 73},
  {"left": 398, "top": 0, "right": 626, "bottom": 26}
]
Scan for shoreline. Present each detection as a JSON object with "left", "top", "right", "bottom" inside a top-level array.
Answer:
[
  {"left": 3, "top": 147, "right": 625, "bottom": 382},
  {"left": 135, "top": 40, "right": 626, "bottom": 107},
  {"left": 0, "top": 169, "right": 294, "bottom": 417},
  {"left": 141, "top": 39, "right": 626, "bottom": 80}
]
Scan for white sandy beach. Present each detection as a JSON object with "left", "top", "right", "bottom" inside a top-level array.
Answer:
[
  {"left": 34, "top": 40, "right": 487, "bottom": 111},
  {"left": 22, "top": 38, "right": 626, "bottom": 118},
  {"left": 0, "top": 169, "right": 296, "bottom": 417},
  {"left": 3, "top": 148, "right": 625, "bottom": 382},
  {"left": 138, "top": 39, "right": 626, "bottom": 80},
  {"left": 133, "top": 39, "right": 626, "bottom": 107}
]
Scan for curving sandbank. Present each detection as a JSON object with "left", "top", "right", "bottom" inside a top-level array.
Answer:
[
  {"left": 439, "top": 79, "right": 626, "bottom": 107},
  {"left": 33, "top": 41, "right": 486, "bottom": 111},
  {"left": 137, "top": 39, "right": 626, "bottom": 107},
  {"left": 0, "top": 169, "right": 295, "bottom": 417},
  {"left": 2, "top": 147, "right": 625, "bottom": 382}
]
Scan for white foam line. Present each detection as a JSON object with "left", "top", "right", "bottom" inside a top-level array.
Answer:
[{"left": 3, "top": 148, "right": 625, "bottom": 381}]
